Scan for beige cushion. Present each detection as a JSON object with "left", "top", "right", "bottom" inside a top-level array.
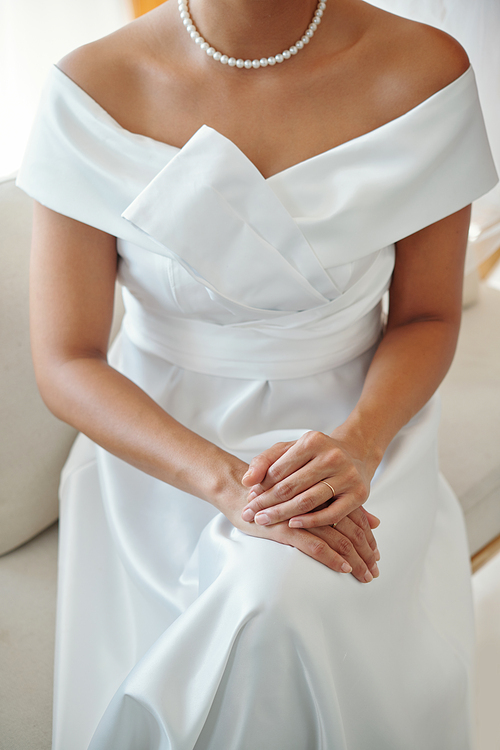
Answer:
[
  {"left": 0, "top": 177, "right": 78, "bottom": 555},
  {"left": 439, "top": 282, "right": 500, "bottom": 555},
  {"left": 0, "top": 175, "right": 124, "bottom": 556}
]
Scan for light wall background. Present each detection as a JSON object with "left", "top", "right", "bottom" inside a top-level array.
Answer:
[{"left": 0, "top": 0, "right": 134, "bottom": 178}]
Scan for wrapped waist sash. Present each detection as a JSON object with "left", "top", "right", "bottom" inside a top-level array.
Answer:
[{"left": 122, "top": 297, "right": 383, "bottom": 381}]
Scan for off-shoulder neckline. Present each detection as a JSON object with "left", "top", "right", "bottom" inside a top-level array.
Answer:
[{"left": 52, "top": 63, "right": 474, "bottom": 181}]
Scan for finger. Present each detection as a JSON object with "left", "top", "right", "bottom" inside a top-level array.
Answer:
[
  {"left": 361, "top": 507, "right": 381, "bottom": 529},
  {"left": 241, "top": 442, "right": 294, "bottom": 487},
  {"left": 288, "top": 488, "right": 365, "bottom": 528},
  {"left": 249, "top": 430, "right": 329, "bottom": 488},
  {"left": 240, "top": 519, "right": 354, "bottom": 574},
  {"left": 346, "top": 507, "right": 378, "bottom": 552},
  {"left": 355, "top": 508, "right": 381, "bottom": 560},
  {"left": 312, "top": 526, "right": 377, "bottom": 584},
  {"left": 335, "top": 517, "right": 379, "bottom": 577},
  {"left": 245, "top": 468, "right": 334, "bottom": 524},
  {"left": 278, "top": 527, "right": 353, "bottom": 575}
]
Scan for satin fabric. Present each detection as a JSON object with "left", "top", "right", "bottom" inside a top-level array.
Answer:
[{"left": 17, "top": 65, "right": 497, "bottom": 750}]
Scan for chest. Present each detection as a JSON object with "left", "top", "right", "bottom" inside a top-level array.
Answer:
[{"left": 124, "top": 60, "right": 402, "bottom": 178}]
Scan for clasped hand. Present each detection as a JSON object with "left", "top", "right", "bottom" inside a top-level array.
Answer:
[{"left": 241, "top": 430, "right": 380, "bottom": 583}]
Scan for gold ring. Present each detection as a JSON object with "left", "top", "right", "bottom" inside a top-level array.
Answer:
[{"left": 320, "top": 480, "right": 336, "bottom": 499}]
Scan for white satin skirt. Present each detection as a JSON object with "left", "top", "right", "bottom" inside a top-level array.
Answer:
[{"left": 51, "top": 334, "right": 474, "bottom": 750}]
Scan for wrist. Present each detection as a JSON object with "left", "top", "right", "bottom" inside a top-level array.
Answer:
[
  {"left": 330, "top": 413, "right": 386, "bottom": 481},
  {"left": 202, "top": 448, "right": 249, "bottom": 515}
]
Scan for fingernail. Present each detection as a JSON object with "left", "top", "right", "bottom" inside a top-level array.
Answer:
[
  {"left": 341, "top": 563, "right": 352, "bottom": 573},
  {"left": 255, "top": 513, "right": 270, "bottom": 526},
  {"left": 370, "top": 563, "right": 379, "bottom": 577},
  {"left": 288, "top": 519, "right": 303, "bottom": 528},
  {"left": 374, "top": 548, "right": 381, "bottom": 561},
  {"left": 242, "top": 509, "right": 255, "bottom": 522},
  {"left": 242, "top": 469, "right": 251, "bottom": 479},
  {"left": 247, "top": 491, "right": 257, "bottom": 501},
  {"left": 364, "top": 570, "right": 373, "bottom": 583}
]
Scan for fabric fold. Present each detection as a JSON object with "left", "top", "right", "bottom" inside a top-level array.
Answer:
[
  {"left": 17, "top": 65, "right": 497, "bottom": 280},
  {"left": 269, "top": 67, "right": 498, "bottom": 264},
  {"left": 121, "top": 125, "right": 338, "bottom": 312}
]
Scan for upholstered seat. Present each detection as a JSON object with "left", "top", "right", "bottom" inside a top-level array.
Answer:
[{"left": 0, "top": 174, "right": 123, "bottom": 556}]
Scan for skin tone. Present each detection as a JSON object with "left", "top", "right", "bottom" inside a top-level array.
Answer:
[{"left": 31, "top": 0, "right": 471, "bottom": 584}]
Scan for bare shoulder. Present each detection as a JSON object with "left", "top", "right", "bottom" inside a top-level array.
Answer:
[
  {"left": 58, "top": 29, "right": 134, "bottom": 109},
  {"left": 56, "top": 5, "right": 176, "bottom": 121},
  {"left": 356, "top": 2, "right": 470, "bottom": 111},
  {"left": 388, "top": 11, "right": 470, "bottom": 87}
]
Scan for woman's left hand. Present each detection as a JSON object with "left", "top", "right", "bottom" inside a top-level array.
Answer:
[{"left": 240, "top": 430, "right": 378, "bottom": 530}]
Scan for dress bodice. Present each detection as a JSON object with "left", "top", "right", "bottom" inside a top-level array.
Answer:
[{"left": 17, "top": 65, "right": 497, "bottom": 379}]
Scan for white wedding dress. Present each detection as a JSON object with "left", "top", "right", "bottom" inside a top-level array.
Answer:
[{"left": 18, "top": 64, "right": 497, "bottom": 750}]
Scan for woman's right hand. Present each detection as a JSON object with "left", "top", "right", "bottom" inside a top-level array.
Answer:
[{"left": 221, "top": 484, "right": 380, "bottom": 584}]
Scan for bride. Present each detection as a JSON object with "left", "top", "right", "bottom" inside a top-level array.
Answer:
[{"left": 19, "top": 0, "right": 497, "bottom": 747}]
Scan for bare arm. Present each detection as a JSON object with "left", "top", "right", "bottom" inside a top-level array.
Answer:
[
  {"left": 30, "top": 202, "right": 379, "bottom": 580},
  {"left": 240, "top": 205, "right": 471, "bottom": 528},
  {"left": 30, "top": 203, "right": 234, "bottom": 501}
]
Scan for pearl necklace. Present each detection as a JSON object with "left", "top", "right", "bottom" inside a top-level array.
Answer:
[{"left": 178, "top": 0, "right": 327, "bottom": 69}]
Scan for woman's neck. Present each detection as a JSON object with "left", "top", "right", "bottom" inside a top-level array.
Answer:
[{"left": 186, "top": 0, "right": 321, "bottom": 60}]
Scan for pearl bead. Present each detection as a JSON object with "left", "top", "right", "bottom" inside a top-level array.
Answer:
[{"left": 179, "top": 0, "right": 325, "bottom": 69}]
